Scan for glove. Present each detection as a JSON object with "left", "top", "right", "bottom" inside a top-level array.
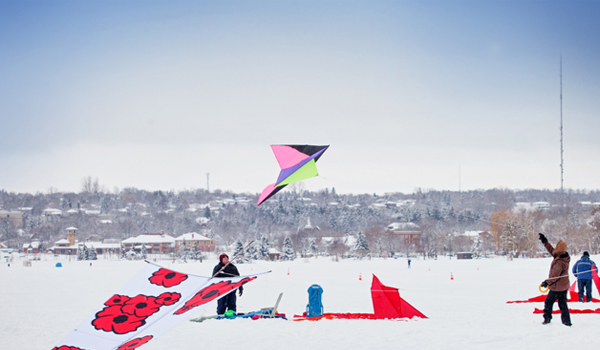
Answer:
[
  {"left": 539, "top": 233, "right": 548, "bottom": 244},
  {"left": 541, "top": 281, "right": 548, "bottom": 288},
  {"left": 238, "top": 287, "right": 243, "bottom": 297}
]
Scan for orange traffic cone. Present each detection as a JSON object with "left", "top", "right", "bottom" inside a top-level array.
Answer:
[
  {"left": 287, "top": 268, "right": 290, "bottom": 275},
  {"left": 451, "top": 272, "right": 454, "bottom": 280},
  {"left": 359, "top": 273, "right": 362, "bottom": 281}
]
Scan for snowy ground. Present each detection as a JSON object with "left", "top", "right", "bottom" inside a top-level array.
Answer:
[{"left": 2, "top": 253, "right": 599, "bottom": 350}]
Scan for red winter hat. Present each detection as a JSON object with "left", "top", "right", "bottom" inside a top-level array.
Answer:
[{"left": 219, "top": 253, "right": 229, "bottom": 263}]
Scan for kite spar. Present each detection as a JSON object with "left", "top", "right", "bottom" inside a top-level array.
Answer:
[{"left": 257, "top": 144, "right": 329, "bottom": 206}]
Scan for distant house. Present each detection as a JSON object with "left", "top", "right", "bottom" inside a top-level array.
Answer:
[
  {"left": 0, "top": 210, "right": 23, "bottom": 227},
  {"left": 49, "top": 227, "right": 79, "bottom": 255},
  {"left": 122, "top": 233, "right": 175, "bottom": 254},
  {"left": 301, "top": 218, "right": 320, "bottom": 232},
  {"left": 174, "top": 232, "right": 215, "bottom": 252},
  {"left": 580, "top": 201, "right": 593, "bottom": 209},
  {"left": 268, "top": 247, "right": 281, "bottom": 260},
  {"left": 386, "top": 222, "right": 421, "bottom": 248},
  {"left": 456, "top": 252, "right": 473, "bottom": 259},
  {"left": 22, "top": 241, "right": 41, "bottom": 254},
  {"left": 81, "top": 240, "right": 121, "bottom": 255}
]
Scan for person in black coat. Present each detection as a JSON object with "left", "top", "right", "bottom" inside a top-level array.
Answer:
[{"left": 212, "top": 253, "right": 243, "bottom": 315}]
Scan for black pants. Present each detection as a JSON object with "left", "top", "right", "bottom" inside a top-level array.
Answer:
[
  {"left": 217, "top": 292, "right": 237, "bottom": 315},
  {"left": 578, "top": 279, "right": 593, "bottom": 302},
  {"left": 543, "top": 290, "right": 571, "bottom": 325}
]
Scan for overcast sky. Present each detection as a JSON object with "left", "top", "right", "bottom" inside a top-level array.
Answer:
[{"left": 1, "top": 1, "right": 599, "bottom": 196}]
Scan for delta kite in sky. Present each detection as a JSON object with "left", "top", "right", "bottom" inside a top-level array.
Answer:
[{"left": 257, "top": 145, "right": 329, "bottom": 206}]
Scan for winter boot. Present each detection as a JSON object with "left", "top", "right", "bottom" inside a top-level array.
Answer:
[{"left": 542, "top": 317, "right": 551, "bottom": 325}]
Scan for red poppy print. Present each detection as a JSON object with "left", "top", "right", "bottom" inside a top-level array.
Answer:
[
  {"left": 116, "top": 335, "right": 154, "bottom": 350},
  {"left": 92, "top": 305, "right": 147, "bottom": 334},
  {"left": 156, "top": 292, "right": 181, "bottom": 306},
  {"left": 149, "top": 268, "right": 188, "bottom": 288},
  {"left": 105, "top": 294, "right": 131, "bottom": 306},
  {"left": 174, "top": 277, "right": 256, "bottom": 315},
  {"left": 121, "top": 295, "right": 161, "bottom": 318},
  {"left": 52, "top": 346, "right": 87, "bottom": 350}
]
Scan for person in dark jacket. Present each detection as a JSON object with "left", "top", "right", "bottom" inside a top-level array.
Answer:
[
  {"left": 212, "top": 253, "right": 243, "bottom": 315},
  {"left": 572, "top": 251, "right": 597, "bottom": 302},
  {"left": 539, "top": 233, "right": 571, "bottom": 326}
]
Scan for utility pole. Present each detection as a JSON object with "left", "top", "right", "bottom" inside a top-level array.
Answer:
[
  {"left": 458, "top": 165, "right": 461, "bottom": 192},
  {"left": 206, "top": 173, "right": 210, "bottom": 193}
]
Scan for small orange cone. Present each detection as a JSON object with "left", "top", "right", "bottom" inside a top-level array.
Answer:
[
  {"left": 359, "top": 273, "right": 362, "bottom": 281},
  {"left": 287, "top": 268, "right": 290, "bottom": 275},
  {"left": 451, "top": 272, "right": 454, "bottom": 280}
]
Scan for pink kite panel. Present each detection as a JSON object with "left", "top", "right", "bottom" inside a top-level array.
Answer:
[
  {"left": 271, "top": 145, "right": 309, "bottom": 169},
  {"left": 257, "top": 183, "right": 277, "bottom": 206}
]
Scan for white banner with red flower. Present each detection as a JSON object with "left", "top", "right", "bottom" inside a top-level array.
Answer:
[{"left": 52, "top": 263, "right": 266, "bottom": 350}]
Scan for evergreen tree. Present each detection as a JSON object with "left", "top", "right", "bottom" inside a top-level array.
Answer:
[
  {"left": 88, "top": 246, "right": 98, "bottom": 260},
  {"left": 233, "top": 240, "right": 244, "bottom": 257},
  {"left": 77, "top": 245, "right": 85, "bottom": 261},
  {"left": 260, "top": 235, "right": 271, "bottom": 260},
  {"left": 281, "top": 236, "right": 295, "bottom": 261},
  {"left": 354, "top": 231, "right": 369, "bottom": 258},
  {"left": 309, "top": 238, "right": 319, "bottom": 256},
  {"left": 232, "top": 240, "right": 246, "bottom": 263},
  {"left": 100, "top": 196, "right": 110, "bottom": 214},
  {"left": 253, "top": 235, "right": 270, "bottom": 260},
  {"left": 193, "top": 244, "right": 203, "bottom": 261},
  {"left": 245, "top": 243, "right": 256, "bottom": 262},
  {"left": 141, "top": 243, "right": 147, "bottom": 260}
]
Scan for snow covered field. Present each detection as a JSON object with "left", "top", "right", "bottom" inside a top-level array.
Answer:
[{"left": 2, "top": 254, "right": 599, "bottom": 350}]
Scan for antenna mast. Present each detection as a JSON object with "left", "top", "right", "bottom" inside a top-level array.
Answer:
[{"left": 560, "top": 57, "right": 564, "bottom": 194}]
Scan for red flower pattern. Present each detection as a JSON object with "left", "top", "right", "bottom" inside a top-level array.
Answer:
[
  {"left": 156, "top": 292, "right": 181, "bottom": 306},
  {"left": 92, "top": 305, "right": 147, "bottom": 334},
  {"left": 52, "top": 346, "right": 86, "bottom": 350},
  {"left": 121, "top": 295, "right": 161, "bottom": 318},
  {"left": 116, "top": 335, "right": 154, "bottom": 350},
  {"left": 174, "top": 277, "right": 256, "bottom": 315},
  {"left": 105, "top": 294, "right": 130, "bottom": 306},
  {"left": 149, "top": 268, "right": 188, "bottom": 288}
]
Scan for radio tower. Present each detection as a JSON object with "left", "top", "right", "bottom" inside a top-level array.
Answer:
[{"left": 560, "top": 57, "right": 564, "bottom": 195}]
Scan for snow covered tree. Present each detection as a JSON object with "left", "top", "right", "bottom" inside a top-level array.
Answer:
[
  {"left": 309, "top": 238, "right": 318, "bottom": 257},
  {"left": 354, "top": 231, "right": 369, "bottom": 258},
  {"left": 100, "top": 196, "right": 110, "bottom": 214},
  {"left": 88, "top": 246, "right": 98, "bottom": 260},
  {"left": 281, "top": 236, "right": 295, "bottom": 261},
  {"left": 253, "top": 235, "right": 270, "bottom": 260},
  {"left": 245, "top": 243, "right": 256, "bottom": 262},
  {"left": 232, "top": 240, "right": 246, "bottom": 262},
  {"left": 140, "top": 243, "right": 147, "bottom": 260},
  {"left": 77, "top": 245, "right": 85, "bottom": 261}
]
